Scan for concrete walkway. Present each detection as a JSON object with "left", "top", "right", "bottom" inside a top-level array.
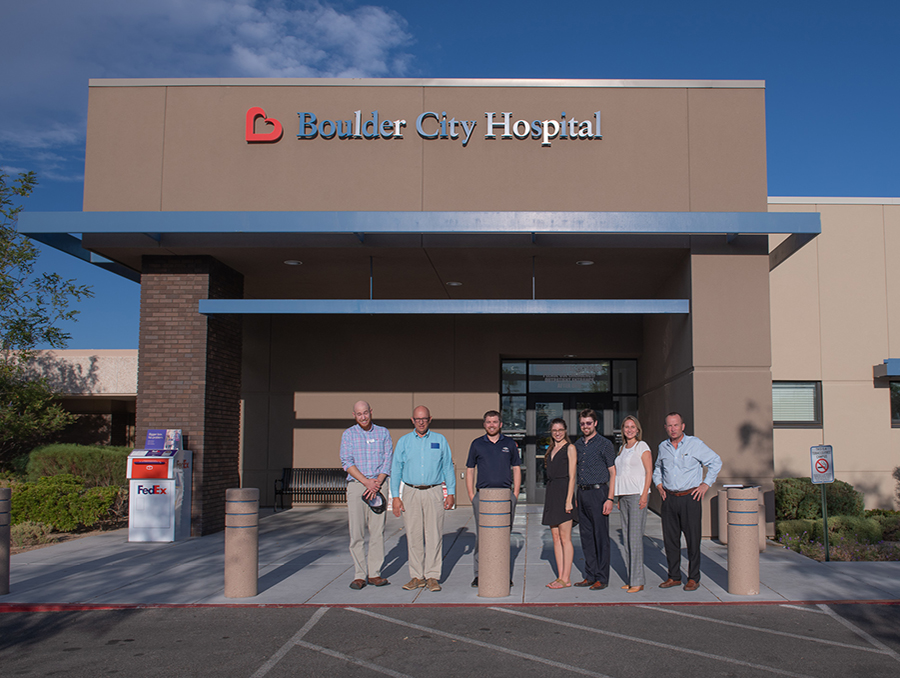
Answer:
[{"left": 3, "top": 505, "right": 899, "bottom": 607}]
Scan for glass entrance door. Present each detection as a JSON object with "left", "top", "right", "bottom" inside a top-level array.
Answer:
[
  {"left": 523, "top": 394, "right": 614, "bottom": 504},
  {"left": 524, "top": 398, "right": 567, "bottom": 505},
  {"left": 501, "top": 359, "right": 637, "bottom": 504}
]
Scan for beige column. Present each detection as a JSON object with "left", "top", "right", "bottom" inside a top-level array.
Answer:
[
  {"left": 224, "top": 487, "right": 259, "bottom": 598},
  {"left": 477, "top": 488, "right": 511, "bottom": 598},
  {"left": 727, "top": 486, "right": 760, "bottom": 595},
  {"left": 717, "top": 489, "right": 729, "bottom": 544}
]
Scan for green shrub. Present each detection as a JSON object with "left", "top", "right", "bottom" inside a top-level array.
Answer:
[
  {"left": 865, "top": 508, "right": 900, "bottom": 518},
  {"left": 11, "top": 474, "right": 120, "bottom": 531},
  {"left": 777, "top": 516, "right": 883, "bottom": 544},
  {"left": 869, "top": 513, "right": 900, "bottom": 541},
  {"left": 776, "top": 519, "right": 817, "bottom": 543},
  {"left": 27, "top": 444, "right": 131, "bottom": 488},
  {"left": 10, "top": 521, "right": 55, "bottom": 548},
  {"left": 774, "top": 477, "right": 864, "bottom": 520},
  {"left": 822, "top": 515, "right": 883, "bottom": 544}
]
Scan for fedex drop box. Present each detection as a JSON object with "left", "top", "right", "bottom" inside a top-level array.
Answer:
[{"left": 127, "top": 449, "right": 192, "bottom": 542}]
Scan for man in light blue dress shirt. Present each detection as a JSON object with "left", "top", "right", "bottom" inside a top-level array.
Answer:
[
  {"left": 652, "top": 412, "right": 722, "bottom": 592},
  {"left": 391, "top": 406, "right": 456, "bottom": 592}
]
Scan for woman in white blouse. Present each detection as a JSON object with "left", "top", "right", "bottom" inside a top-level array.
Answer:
[{"left": 614, "top": 415, "right": 653, "bottom": 592}]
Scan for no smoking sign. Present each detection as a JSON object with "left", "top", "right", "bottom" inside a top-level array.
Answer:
[{"left": 810, "top": 445, "right": 835, "bottom": 484}]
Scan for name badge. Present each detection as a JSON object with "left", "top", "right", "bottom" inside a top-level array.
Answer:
[{"left": 431, "top": 443, "right": 440, "bottom": 449}]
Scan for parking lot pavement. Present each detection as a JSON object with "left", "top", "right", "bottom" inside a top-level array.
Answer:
[{"left": 2, "top": 604, "right": 899, "bottom": 677}]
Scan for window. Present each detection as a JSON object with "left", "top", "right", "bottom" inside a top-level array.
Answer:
[
  {"left": 773, "top": 381, "right": 822, "bottom": 428},
  {"left": 892, "top": 382, "right": 900, "bottom": 428}
]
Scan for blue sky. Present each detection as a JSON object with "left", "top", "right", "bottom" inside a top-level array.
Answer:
[{"left": 1, "top": 0, "right": 898, "bottom": 349}]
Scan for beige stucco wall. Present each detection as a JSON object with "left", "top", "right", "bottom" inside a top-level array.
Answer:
[
  {"left": 241, "top": 313, "right": 645, "bottom": 506},
  {"left": 26, "top": 349, "right": 138, "bottom": 396},
  {"left": 769, "top": 199, "right": 900, "bottom": 509},
  {"left": 84, "top": 79, "right": 767, "bottom": 213}
]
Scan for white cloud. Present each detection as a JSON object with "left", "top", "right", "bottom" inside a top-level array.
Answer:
[{"left": 0, "top": 0, "right": 414, "bottom": 185}]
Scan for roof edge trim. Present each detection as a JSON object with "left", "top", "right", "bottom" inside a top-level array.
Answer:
[
  {"left": 769, "top": 197, "right": 900, "bottom": 205},
  {"left": 88, "top": 77, "right": 765, "bottom": 89},
  {"left": 19, "top": 211, "right": 820, "bottom": 236},
  {"left": 199, "top": 299, "right": 691, "bottom": 315}
]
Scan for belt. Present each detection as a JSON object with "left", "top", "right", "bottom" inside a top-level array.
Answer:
[
  {"left": 667, "top": 487, "right": 697, "bottom": 497},
  {"left": 578, "top": 483, "right": 607, "bottom": 491},
  {"left": 405, "top": 482, "right": 440, "bottom": 490}
]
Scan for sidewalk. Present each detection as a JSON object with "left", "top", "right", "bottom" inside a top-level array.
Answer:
[{"left": 3, "top": 505, "right": 899, "bottom": 608}]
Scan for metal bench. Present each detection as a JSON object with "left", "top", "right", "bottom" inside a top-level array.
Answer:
[{"left": 274, "top": 468, "right": 347, "bottom": 509}]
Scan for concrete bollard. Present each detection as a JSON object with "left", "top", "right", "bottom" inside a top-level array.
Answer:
[
  {"left": 1, "top": 488, "right": 10, "bottom": 596},
  {"left": 717, "top": 489, "right": 728, "bottom": 544},
  {"left": 224, "top": 487, "right": 259, "bottom": 598},
  {"left": 758, "top": 492, "right": 767, "bottom": 553},
  {"left": 727, "top": 486, "right": 760, "bottom": 595},
  {"left": 477, "top": 488, "right": 511, "bottom": 598}
]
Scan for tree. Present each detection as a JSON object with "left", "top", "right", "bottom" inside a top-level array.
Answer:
[{"left": 0, "top": 170, "right": 94, "bottom": 465}]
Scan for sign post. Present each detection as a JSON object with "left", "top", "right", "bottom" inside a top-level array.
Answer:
[{"left": 810, "top": 445, "right": 835, "bottom": 562}]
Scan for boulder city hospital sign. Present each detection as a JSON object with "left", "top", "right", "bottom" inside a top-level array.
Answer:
[{"left": 246, "top": 106, "right": 603, "bottom": 147}]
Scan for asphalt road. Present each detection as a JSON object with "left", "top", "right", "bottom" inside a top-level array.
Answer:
[{"left": 2, "top": 603, "right": 899, "bottom": 677}]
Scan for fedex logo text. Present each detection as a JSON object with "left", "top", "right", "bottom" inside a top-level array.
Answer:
[{"left": 137, "top": 484, "right": 168, "bottom": 495}]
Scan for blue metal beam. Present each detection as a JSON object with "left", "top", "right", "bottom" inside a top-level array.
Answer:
[
  {"left": 26, "top": 232, "right": 141, "bottom": 283},
  {"left": 873, "top": 359, "right": 900, "bottom": 379},
  {"left": 198, "top": 299, "right": 690, "bottom": 315},
  {"left": 20, "top": 210, "right": 821, "bottom": 236}
]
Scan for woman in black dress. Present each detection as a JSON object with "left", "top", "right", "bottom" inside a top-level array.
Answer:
[{"left": 541, "top": 417, "right": 577, "bottom": 588}]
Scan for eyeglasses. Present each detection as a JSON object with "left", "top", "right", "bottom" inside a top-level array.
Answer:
[{"left": 413, "top": 418, "right": 431, "bottom": 423}]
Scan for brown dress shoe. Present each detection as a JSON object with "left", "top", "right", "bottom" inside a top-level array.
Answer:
[
  {"left": 573, "top": 579, "right": 595, "bottom": 587},
  {"left": 658, "top": 578, "right": 682, "bottom": 588},
  {"left": 349, "top": 579, "right": 367, "bottom": 590},
  {"left": 589, "top": 581, "right": 608, "bottom": 590},
  {"left": 367, "top": 576, "right": 390, "bottom": 586},
  {"left": 683, "top": 579, "right": 700, "bottom": 591}
]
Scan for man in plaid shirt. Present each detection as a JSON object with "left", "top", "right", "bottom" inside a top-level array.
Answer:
[{"left": 340, "top": 400, "right": 394, "bottom": 589}]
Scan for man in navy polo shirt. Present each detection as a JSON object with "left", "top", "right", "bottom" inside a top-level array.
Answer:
[{"left": 466, "top": 410, "right": 522, "bottom": 588}]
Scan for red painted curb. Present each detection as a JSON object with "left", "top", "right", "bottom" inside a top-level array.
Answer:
[{"left": 2, "top": 599, "right": 899, "bottom": 613}]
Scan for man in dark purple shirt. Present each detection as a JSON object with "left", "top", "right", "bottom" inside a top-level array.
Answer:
[{"left": 573, "top": 408, "right": 617, "bottom": 590}]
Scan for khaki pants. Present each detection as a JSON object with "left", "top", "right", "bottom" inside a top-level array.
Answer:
[
  {"left": 347, "top": 481, "right": 386, "bottom": 580},
  {"left": 402, "top": 484, "right": 445, "bottom": 580}
]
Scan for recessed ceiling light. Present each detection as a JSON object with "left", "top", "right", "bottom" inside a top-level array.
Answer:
[
  {"left": 283, "top": 260, "right": 302, "bottom": 266},
  {"left": 576, "top": 260, "right": 594, "bottom": 266},
  {"left": 446, "top": 281, "right": 462, "bottom": 287}
]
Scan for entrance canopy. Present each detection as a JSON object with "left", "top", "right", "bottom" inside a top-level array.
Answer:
[{"left": 19, "top": 210, "right": 820, "bottom": 308}]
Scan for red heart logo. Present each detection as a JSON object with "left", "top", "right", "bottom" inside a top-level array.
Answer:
[{"left": 246, "top": 107, "right": 283, "bottom": 142}]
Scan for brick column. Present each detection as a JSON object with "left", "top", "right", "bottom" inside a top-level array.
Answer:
[{"left": 137, "top": 256, "right": 243, "bottom": 536}]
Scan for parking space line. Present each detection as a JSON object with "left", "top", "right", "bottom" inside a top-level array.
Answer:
[
  {"left": 295, "top": 640, "right": 415, "bottom": 677},
  {"left": 348, "top": 607, "right": 612, "bottom": 677},
  {"left": 779, "top": 605, "right": 828, "bottom": 614},
  {"left": 818, "top": 605, "right": 900, "bottom": 664},
  {"left": 636, "top": 604, "right": 887, "bottom": 653},
  {"left": 250, "top": 606, "right": 329, "bottom": 678},
  {"left": 494, "top": 607, "right": 815, "bottom": 678}
]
